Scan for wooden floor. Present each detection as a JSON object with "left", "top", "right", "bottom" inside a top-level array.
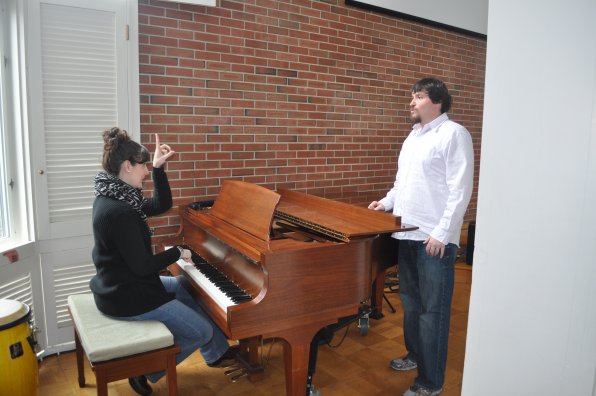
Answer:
[{"left": 37, "top": 265, "right": 472, "bottom": 396}]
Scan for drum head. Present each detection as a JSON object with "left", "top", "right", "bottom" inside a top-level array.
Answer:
[{"left": 0, "top": 299, "right": 31, "bottom": 330}]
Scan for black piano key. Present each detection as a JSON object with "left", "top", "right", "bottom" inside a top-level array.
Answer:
[
  {"left": 185, "top": 247, "right": 253, "bottom": 303},
  {"left": 215, "top": 283, "right": 236, "bottom": 290},
  {"left": 224, "top": 290, "right": 247, "bottom": 296},
  {"left": 224, "top": 291, "right": 246, "bottom": 298},
  {"left": 221, "top": 288, "right": 239, "bottom": 294},
  {"left": 222, "top": 287, "right": 245, "bottom": 294}
]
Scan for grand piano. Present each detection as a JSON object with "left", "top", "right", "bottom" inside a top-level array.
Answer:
[{"left": 163, "top": 180, "right": 415, "bottom": 396}]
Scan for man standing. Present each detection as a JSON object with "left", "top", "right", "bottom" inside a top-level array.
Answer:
[{"left": 369, "top": 78, "right": 474, "bottom": 396}]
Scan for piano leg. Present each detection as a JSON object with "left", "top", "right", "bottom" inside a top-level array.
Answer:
[
  {"left": 281, "top": 338, "right": 310, "bottom": 396},
  {"left": 278, "top": 312, "right": 369, "bottom": 396},
  {"left": 278, "top": 323, "right": 329, "bottom": 396},
  {"left": 305, "top": 307, "right": 374, "bottom": 393}
]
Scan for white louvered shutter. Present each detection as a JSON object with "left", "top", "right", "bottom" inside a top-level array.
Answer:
[
  {"left": 29, "top": 0, "right": 138, "bottom": 240},
  {"left": 40, "top": 4, "right": 117, "bottom": 225},
  {"left": 0, "top": 273, "right": 34, "bottom": 314},
  {"left": 40, "top": 248, "right": 98, "bottom": 349},
  {"left": 0, "top": 267, "right": 40, "bottom": 349}
]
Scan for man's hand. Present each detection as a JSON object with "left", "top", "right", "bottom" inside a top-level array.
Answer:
[
  {"left": 424, "top": 236, "right": 445, "bottom": 258},
  {"left": 152, "top": 134, "right": 176, "bottom": 168},
  {"left": 368, "top": 201, "right": 385, "bottom": 211}
]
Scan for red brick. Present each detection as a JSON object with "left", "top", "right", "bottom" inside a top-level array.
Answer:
[{"left": 140, "top": 0, "right": 485, "bottom": 234}]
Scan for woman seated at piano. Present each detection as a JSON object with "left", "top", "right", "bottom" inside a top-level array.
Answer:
[{"left": 90, "top": 127, "right": 237, "bottom": 395}]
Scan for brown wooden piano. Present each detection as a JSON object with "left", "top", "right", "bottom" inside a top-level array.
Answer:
[{"left": 164, "top": 180, "right": 416, "bottom": 396}]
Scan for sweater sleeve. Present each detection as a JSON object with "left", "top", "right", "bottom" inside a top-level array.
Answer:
[{"left": 142, "top": 167, "right": 173, "bottom": 217}]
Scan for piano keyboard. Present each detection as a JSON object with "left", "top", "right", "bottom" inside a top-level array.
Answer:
[{"left": 170, "top": 247, "right": 253, "bottom": 310}]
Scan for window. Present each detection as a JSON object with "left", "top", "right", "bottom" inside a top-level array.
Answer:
[
  {"left": 0, "top": 62, "right": 8, "bottom": 241},
  {"left": 0, "top": 0, "right": 32, "bottom": 251}
]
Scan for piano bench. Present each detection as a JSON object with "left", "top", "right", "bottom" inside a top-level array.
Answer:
[{"left": 67, "top": 293, "right": 180, "bottom": 396}]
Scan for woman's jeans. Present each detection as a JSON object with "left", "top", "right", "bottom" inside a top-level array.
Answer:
[
  {"left": 117, "top": 276, "right": 230, "bottom": 383},
  {"left": 398, "top": 239, "right": 457, "bottom": 391}
]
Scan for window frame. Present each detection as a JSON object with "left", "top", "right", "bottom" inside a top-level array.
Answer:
[
  {"left": 0, "top": 27, "right": 9, "bottom": 241},
  {"left": 0, "top": 0, "right": 34, "bottom": 253}
]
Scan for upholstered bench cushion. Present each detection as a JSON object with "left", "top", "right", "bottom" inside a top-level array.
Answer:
[{"left": 67, "top": 293, "right": 174, "bottom": 363}]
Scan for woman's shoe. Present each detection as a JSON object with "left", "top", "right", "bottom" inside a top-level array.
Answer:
[
  {"left": 128, "top": 375, "right": 153, "bottom": 395},
  {"left": 207, "top": 345, "right": 240, "bottom": 368}
]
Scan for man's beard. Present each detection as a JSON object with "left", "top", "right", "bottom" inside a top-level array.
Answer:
[{"left": 410, "top": 112, "right": 421, "bottom": 124}]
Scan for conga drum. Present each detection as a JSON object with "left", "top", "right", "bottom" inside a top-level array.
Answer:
[{"left": 0, "top": 299, "right": 38, "bottom": 396}]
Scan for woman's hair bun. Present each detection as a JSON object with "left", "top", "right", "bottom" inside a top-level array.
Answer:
[{"left": 102, "top": 127, "right": 130, "bottom": 152}]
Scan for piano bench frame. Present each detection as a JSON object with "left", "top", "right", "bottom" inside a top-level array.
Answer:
[
  {"left": 67, "top": 296, "right": 180, "bottom": 396},
  {"left": 73, "top": 328, "right": 179, "bottom": 396}
]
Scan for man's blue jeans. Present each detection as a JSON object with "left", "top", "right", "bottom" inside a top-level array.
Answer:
[
  {"left": 398, "top": 239, "right": 457, "bottom": 391},
  {"left": 117, "top": 276, "right": 230, "bottom": 383}
]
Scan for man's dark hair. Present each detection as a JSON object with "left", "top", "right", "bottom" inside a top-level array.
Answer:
[{"left": 411, "top": 78, "right": 452, "bottom": 113}]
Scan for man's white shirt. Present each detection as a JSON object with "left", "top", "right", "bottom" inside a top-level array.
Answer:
[{"left": 379, "top": 113, "right": 474, "bottom": 246}]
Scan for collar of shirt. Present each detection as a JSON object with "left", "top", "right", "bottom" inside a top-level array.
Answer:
[{"left": 413, "top": 112, "right": 449, "bottom": 135}]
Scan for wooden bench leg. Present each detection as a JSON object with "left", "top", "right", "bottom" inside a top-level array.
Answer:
[
  {"left": 166, "top": 351, "right": 178, "bottom": 396},
  {"left": 95, "top": 369, "right": 108, "bottom": 396},
  {"left": 73, "top": 328, "right": 86, "bottom": 387}
]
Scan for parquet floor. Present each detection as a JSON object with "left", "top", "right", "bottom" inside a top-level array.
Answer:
[{"left": 37, "top": 265, "right": 471, "bottom": 396}]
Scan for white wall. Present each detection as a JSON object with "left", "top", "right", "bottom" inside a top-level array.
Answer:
[
  {"left": 462, "top": 0, "right": 596, "bottom": 395},
  {"left": 350, "top": 0, "right": 487, "bottom": 35}
]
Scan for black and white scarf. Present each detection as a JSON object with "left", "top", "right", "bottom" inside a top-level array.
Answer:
[{"left": 94, "top": 172, "right": 148, "bottom": 223}]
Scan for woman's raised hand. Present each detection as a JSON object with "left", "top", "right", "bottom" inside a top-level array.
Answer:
[{"left": 152, "top": 134, "right": 176, "bottom": 168}]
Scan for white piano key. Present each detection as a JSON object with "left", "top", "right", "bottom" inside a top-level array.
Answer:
[{"left": 176, "top": 259, "right": 236, "bottom": 310}]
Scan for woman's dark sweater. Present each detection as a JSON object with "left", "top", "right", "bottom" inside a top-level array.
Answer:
[{"left": 90, "top": 167, "right": 181, "bottom": 316}]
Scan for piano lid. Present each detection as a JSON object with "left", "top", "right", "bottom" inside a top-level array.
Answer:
[
  {"left": 210, "top": 180, "right": 281, "bottom": 242},
  {"left": 275, "top": 189, "right": 403, "bottom": 242}
]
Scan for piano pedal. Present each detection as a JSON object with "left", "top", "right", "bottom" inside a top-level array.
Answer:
[
  {"left": 230, "top": 370, "right": 248, "bottom": 382},
  {"left": 219, "top": 362, "right": 238, "bottom": 369},
  {"left": 224, "top": 366, "right": 243, "bottom": 376}
]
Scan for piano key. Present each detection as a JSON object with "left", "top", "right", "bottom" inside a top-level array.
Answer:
[
  {"left": 168, "top": 246, "right": 253, "bottom": 310},
  {"left": 176, "top": 259, "right": 236, "bottom": 309}
]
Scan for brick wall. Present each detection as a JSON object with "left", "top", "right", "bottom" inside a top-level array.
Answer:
[{"left": 138, "top": 0, "right": 486, "bottom": 238}]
